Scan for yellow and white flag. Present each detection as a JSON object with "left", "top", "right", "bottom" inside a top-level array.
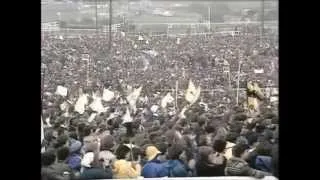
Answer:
[
  {"left": 55, "top": 85, "right": 68, "bottom": 97},
  {"left": 127, "top": 86, "right": 143, "bottom": 112},
  {"left": 89, "top": 97, "right": 108, "bottom": 114},
  {"left": 41, "top": 117, "right": 45, "bottom": 153},
  {"left": 102, "top": 89, "right": 115, "bottom": 102},
  {"left": 88, "top": 113, "right": 98, "bottom": 123},
  {"left": 179, "top": 106, "right": 188, "bottom": 119},
  {"left": 185, "top": 80, "right": 201, "bottom": 104},
  {"left": 74, "top": 94, "right": 89, "bottom": 114},
  {"left": 161, "top": 92, "right": 174, "bottom": 109},
  {"left": 122, "top": 107, "right": 133, "bottom": 124}
]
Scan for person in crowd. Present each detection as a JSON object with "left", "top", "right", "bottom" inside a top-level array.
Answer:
[
  {"left": 80, "top": 152, "right": 113, "bottom": 180},
  {"left": 66, "top": 139, "right": 82, "bottom": 173},
  {"left": 41, "top": 151, "right": 58, "bottom": 180},
  {"left": 225, "top": 143, "right": 270, "bottom": 178},
  {"left": 98, "top": 135, "right": 116, "bottom": 171},
  {"left": 166, "top": 143, "right": 190, "bottom": 177},
  {"left": 44, "top": 147, "right": 75, "bottom": 180},
  {"left": 112, "top": 144, "right": 141, "bottom": 179},
  {"left": 141, "top": 145, "right": 169, "bottom": 178}
]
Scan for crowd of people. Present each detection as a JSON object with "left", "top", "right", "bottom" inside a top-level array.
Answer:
[{"left": 41, "top": 29, "right": 278, "bottom": 180}]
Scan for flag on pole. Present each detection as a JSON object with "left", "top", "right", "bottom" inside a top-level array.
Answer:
[
  {"left": 138, "top": 35, "right": 143, "bottom": 41},
  {"left": 122, "top": 107, "right": 133, "bottom": 124},
  {"left": 88, "top": 113, "right": 98, "bottom": 123},
  {"left": 127, "top": 86, "right": 143, "bottom": 113},
  {"left": 179, "top": 106, "right": 188, "bottom": 119},
  {"left": 41, "top": 117, "right": 45, "bottom": 153},
  {"left": 161, "top": 92, "right": 174, "bottom": 109},
  {"left": 176, "top": 37, "right": 180, "bottom": 44},
  {"left": 254, "top": 69, "right": 264, "bottom": 74},
  {"left": 89, "top": 97, "right": 108, "bottom": 114},
  {"left": 102, "top": 89, "right": 115, "bottom": 102},
  {"left": 74, "top": 94, "right": 88, "bottom": 114},
  {"left": 55, "top": 86, "right": 68, "bottom": 97},
  {"left": 185, "top": 80, "right": 201, "bottom": 104}
]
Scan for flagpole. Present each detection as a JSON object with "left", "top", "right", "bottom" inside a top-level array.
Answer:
[
  {"left": 175, "top": 80, "right": 178, "bottom": 112},
  {"left": 236, "top": 61, "right": 242, "bottom": 105}
]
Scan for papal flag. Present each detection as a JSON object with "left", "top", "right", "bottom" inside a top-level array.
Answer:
[
  {"left": 161, "top": 92, "right": 174, "bottom": 109},
  {"left": 102, "top": 88, "right": 115, "bottom": 102},
  {"left": 89, "top": 97, "right": 108, "bottom": 114},
  {"left": 41, "top": 117, "right": 45, "bottom": 153},
  {"left": 127, "top": 86, "right": 143, "bottom": 113},
  {"left": 74, "top": 94, "right": 89, "bottom": 114},
  {"left": 185, "top": 80, "right": 201, "bottom": 105},
  {"left": 122, "top": 107, "right": 133, "bottom": 124}
]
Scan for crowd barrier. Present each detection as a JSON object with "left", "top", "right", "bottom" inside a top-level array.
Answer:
[{"left": 97, "top": 176, "right": 278, "bottom": 180}]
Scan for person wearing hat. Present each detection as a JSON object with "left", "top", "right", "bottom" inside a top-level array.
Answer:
[
  {"left": 66, "top": 139, "right": 82, "bottom": 172},
  {"left": 141, "top": 145, "right": 169, "bottom": 178}
]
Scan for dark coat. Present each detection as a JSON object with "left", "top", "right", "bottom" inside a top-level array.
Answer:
[
  {"left": 80, "top": 167, "right": 112, "bottom": 180},
  {"left": 225, "top": 157, "right": 270, "bottom": 178},
  {"left": 196, "top": 155, "right": 227, "bottom": 177},
  {"left": 41, "top": 162, "right": 75, "bottom": 180},
  {"left": 255, "top": 155, "right": 272, "bottom": 173}
]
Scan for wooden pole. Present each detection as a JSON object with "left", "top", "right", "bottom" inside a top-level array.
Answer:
[{"left": 236, "top": 61, "right": 242, "bottom": 105}]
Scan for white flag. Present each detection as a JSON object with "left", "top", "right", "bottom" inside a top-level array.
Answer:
[
  {"left": 161, "top": 92, "right": 174, "bottom": 108},
  {"left": 146, "top": 40, "right": 149, "bottom": 44},
  {"left": 138, "top": 35, "right": 143, "bottom": 41},
  {"left": 122, "top": 107, "right": 133, "bottom": 124},
  {"left": 176, "top": 37, "right": 180, "bottom": 44},
  {"left": 185, "top": 80, "right": 201, "bottom": 104},
  {"left": 102, "top": 89, "right": 115, "bottom": 102},
  {"left": 121, "top": 31, "right": 126, "bottom": 37},
  {"left": 74, "top": 94, "right": 88, "bottom": 114},
  {"left": 254, "top": 69, "right": 264, "bottom": 74},
  {"left": 150, "top": 105, "right": 159, "bottom": 113},
  {"left": 45, "top": 117, "right": 52, "bottom": 127},
  {"left": 270, "top": 96, "right": 278, "bottom": 102},
  {"left": 179, "top": 106, "right": 188, "bottom": 119},
  {"left": 41, "top": 117, "right": 45, "bottom": 153},
  {"left": 88, "top": 113, "right": 98, "bottom": 123},
  {"left": 127, "top": 86, "right": 143, "bottom": 113},
  {"left": 89, "top": 97, "right": 108, "bottom": 114},
  {"left": 55, "top": 86, "right": 68, "bottom": 97},
  {"left": 60, "top": 101, "right": 69, "bottom": 111}
]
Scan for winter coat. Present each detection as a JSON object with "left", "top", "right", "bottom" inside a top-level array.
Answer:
[
  {"left": 41, "top": 162, "right": 75, "bottom": 180},
  {"left": 255, "top": 155, "right": 272, "bottom": 173},
  {"left": 196, "top": 153, "right": 227, "bottom": 177},
  {"left": 66, "top": 153, "right": 82, "bottom": 172},
  {"left": 225, "top": 157, "right": 270, "bottom": 178},
  {"left": 112, "top": 159, "right": 141, "bottom": 179},
  {"left": 142, "top": 158, "right": 169, "bottom": 178},
  {"left": 80, "top": 167, "right": 112, "bottom": 180}
]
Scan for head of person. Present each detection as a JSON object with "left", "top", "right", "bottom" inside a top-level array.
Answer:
[
  {"left": 42, "top": 150, "right": 56, "bottom": 167},
  {"left": 167, "top": 143, "right": 184, "bottom": 160},
  {"left": 100, "top": 135, "right": 115, "bottom": 151},
  {"left": 232, "top": 143, "right": 250, "bottom": 160},
  {"left": 213, "top": 139, "right": 227, "bottom": 153},
  {"left": 145, "top": 145, "right": 161, "bottom": 161},
  {"left": 57, "top": 146, "right": 70, "bottom": 162},
  {"left": 198, "top": 146, "right": 213, "bottom": 162},
  {"left": 69, "top": 140, "right": 82, "bottom": 155},
  {"left": 115, "top": 144, "right": 131, "bottom": 160}
]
